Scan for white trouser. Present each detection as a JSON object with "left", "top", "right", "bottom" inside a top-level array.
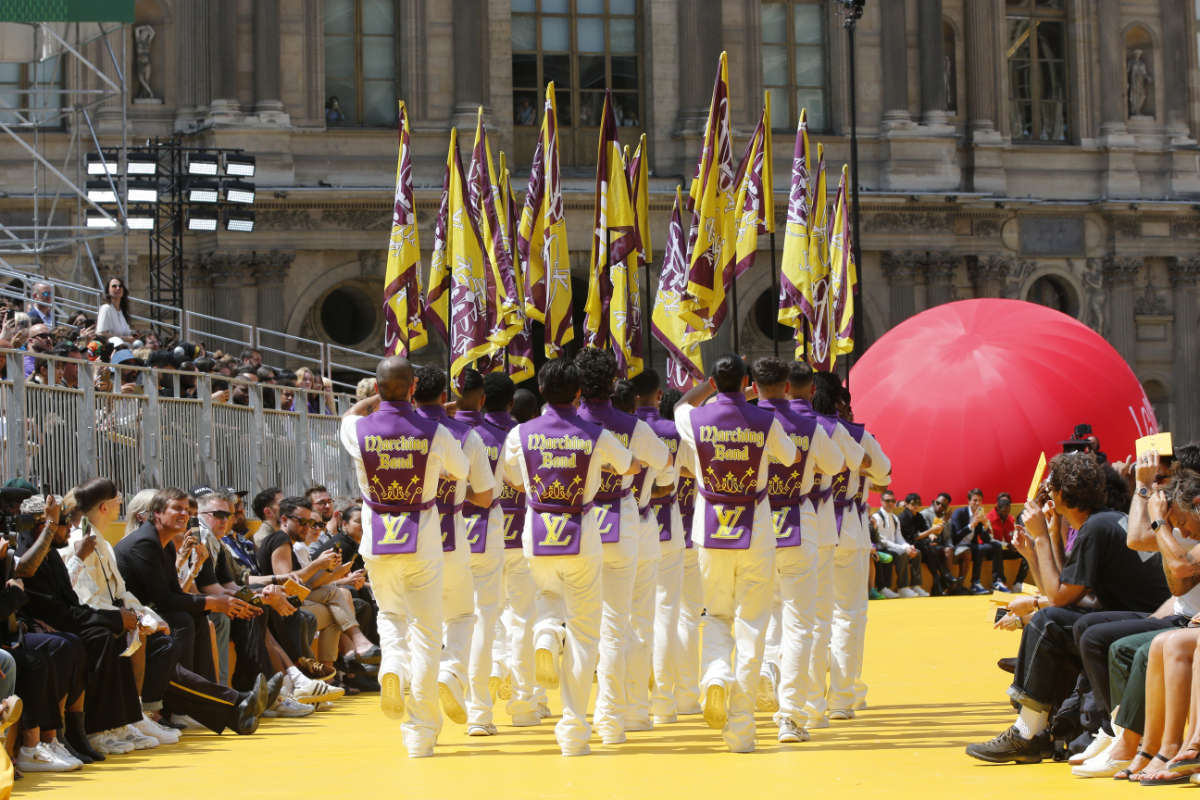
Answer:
[
  {"left": 763, "top": 582, "right": 782, "bottom": 670},
  {"left": 698, "top": 540, "right": 775, "bottom": 753},
  {"left": 528, "top": 552, "right": 603, "bottom": 755},
  {"left": 650, "top": 546, "right": 684, "bottom": 720},
  {"left": 441, "top": 543, "right": 476, "bottom": 693},
  {"left": 829, "top": 540, "right": 870, "bottom": 712},
  {"left": 492, "top": 608, "right": 510, "bottom": 677},
  {"left": 595, "top": 524, "right": 637, "bottom": 740},
  {"left": 773, "top": 538, "right": 818, "bottom": 729},
  {"left": 677, "top": 546, "right": 703, "bottom": 713},
  {"left": 803, "top": 543, "right": 836, "bottom": 724},
  {"left": 502, "top": 548, "right": 537, "bottom": 719},
  {"left": 626, "top": 513, "right": 659, "bottom": 727},
  {"left": 466, "top": 516, "right": 504, "bottom": 726},
  {"left": 363, "top": 552, "right": 444, "bottom": 753}
]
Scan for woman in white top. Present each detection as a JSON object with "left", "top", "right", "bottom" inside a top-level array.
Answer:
[{"left": 96, "top": 276, "right": 133, "bottom": 340}]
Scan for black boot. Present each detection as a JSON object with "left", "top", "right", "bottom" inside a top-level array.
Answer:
[{"left": 65, "top": 710, "right": 105, "bottom": 762}]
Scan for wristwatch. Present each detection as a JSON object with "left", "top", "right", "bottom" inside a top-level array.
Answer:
[
  {"left": 1150, "top": 519, "right": 1168, "bottom": 532},
  {"left": 1137, "top": 486, "right": 1152, "bottom": 499}
]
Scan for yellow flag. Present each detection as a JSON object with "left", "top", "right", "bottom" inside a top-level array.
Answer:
[
  {"left": 778, "top": 108, "right": 812, "bottom": 357},
  {"left": 447, "top": 128, "right": 497, "bottom": 383},
  {"left": 805, "top": 144, "right": 832, "bottom": 369},
  {"left": 383, "top": 101, "right": 426, "bottom": 355},
  {"left": 652, "top": 186, "right": 705, "bottom": 388},
  {"left": 516, "top": 82, "right": 574, "bottom": 358},
  {"left": 422, "top": 129, "right": 455, "bottom": 344},
  {"left": 498, "top": 150, "right": 536, "bottom": 384},
  {"left": 682, "top": 51, "right": 737, "bottom": 344},
  {"left": 828, "top": 164, "right": 856, "bottom": 359},
  {"left": 732, "top": 94, "right": 772, "bottom": 280}
]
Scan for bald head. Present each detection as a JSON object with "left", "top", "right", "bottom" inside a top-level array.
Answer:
[{"left": 377, "top": 356, "right": 414, "bottom": 401}]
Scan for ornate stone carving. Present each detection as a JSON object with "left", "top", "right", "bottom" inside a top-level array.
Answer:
[
  {"left": 1128, "top": 49, "right": 1152, "bottom": 118},
  {"left": 1134, "top": 279, "right": 1170, "bottom": 316},
  {"left": 972, "top": 218, "right": 1004, "bottom": 237},
  {"left": 968, "top": 255, "right": 1011, "bottom": 283},
  {"left": 1101, "top": 256, "right": 1142, "bottom": 287},
  {"left": 1168, "top": 256, "right": 1200, "bottom": 287},
  {"left": 134, "top": 25, "right": 156, "bottom": 100},
  {"left": 862, "top": 211, "right": 953, "bottom": 234},
  {"left": 251, "top": 250, "right": 294, "bottom": 284},
  {"left": 257, "top": 209, "right": 317, "bottom": 231},
  {"left": 321, "top": 208, "right": 390, "bottom": 230},
  {"left": 197, "top": 251, "right": 255, "bottom": 286},
  {"left": 1111, "top": 216, "right": 1140, "bottom": 238},
  {"left": 1082, "top": 258, "right": 1106, "bottom": 334},
  {"left": 880, "top": 251, "right": 924, "bottom": 284},
  {"left": 925, "top": 251, "right": 959, "bottom": 284},
  {"left": 1172, "top": 220, "right": 1200, "bottom": 239}
]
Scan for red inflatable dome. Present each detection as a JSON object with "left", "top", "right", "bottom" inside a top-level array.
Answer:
[{"left": 848, "top": 298, "right": 1158, "bottom": 505}]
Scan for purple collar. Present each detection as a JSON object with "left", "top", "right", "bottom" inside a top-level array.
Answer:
[
  {"left": 415, "top": 403, "right": 447, "bottom": 420},
  {"left": 635, "top": 406, "right": 660, "bottom": 422},
  {"left": 455, "top": 409, "right": 483, "bottom": 425},
  {"left": 712, "top": 391, "right": 748, "bottom": 407},
  {"left": 761, "top": 396, "right": 790, "bottom": 412},
  {"left": 544, "top": 403, "right": 578, "bottom": 419},
  {"left": 379, "top": 400, "right": 414, "bottom": 414}
]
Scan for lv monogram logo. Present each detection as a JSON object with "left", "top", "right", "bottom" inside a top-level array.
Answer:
[
  {"left": 378, "top": 514, "right": 410, "bottom": 545},
  {"left": 772, "top": 509, "right": 788, "bottom": 538},
  {"left": 539, "top": 512, "right": 572, "bottom": 546},
  {"left": 711, "top": 505, "right": 745, "bottom": 539},
  {"left": 593, "top": 506, "right": 614, "bottom": 538},
  {"left": 502, "top": 511, "right": 518, "bottom": 542}
]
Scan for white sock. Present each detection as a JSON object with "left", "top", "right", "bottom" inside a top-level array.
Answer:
[{"left": 1014, "top": 706, "right": 1049, "bottom": 739}]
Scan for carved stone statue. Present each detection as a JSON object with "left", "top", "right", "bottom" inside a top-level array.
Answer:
[
  {"left": 1082, "top": 260, "right": 1106, "bottom": 334},
  {"left": 134, "top": 25, "right": 156, "bottom": 100},
  {"left": 1127, "top": 49, "right": 1152, "bottom": 117}
]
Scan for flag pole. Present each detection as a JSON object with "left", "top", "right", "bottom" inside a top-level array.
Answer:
[
  {"left": 643, "top": 257, "right": 654, "bottom": 371},
  {"left": 730, "top": 272, "right": 740, "bottom": 354},
  {"left": 769, "top": 231, "right": 780, "bottom": 356},
  {"left": 839, "top": 0, "right": 865, "bottom": 391}
]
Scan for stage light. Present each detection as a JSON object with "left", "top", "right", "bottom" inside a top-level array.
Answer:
[
  {"left": 86, "top": 180, "right": 118, "bottom": 203},
  {"left": 187, "top": 211, "right": 219, "bottom": 231},
  {"left": 126, "top": 153, "right": 158, "bottom": 175},
  {"left": 126, "top": 180, "right": 158, "bottom": 203},
  {"left": 126, "top": 207, "right": 156, "bottom": 230},
  {"left": 225, "top": 154, "right": 256, "bottom": 177},
  {"left": 86, "top": 151, "right": 118, "bottom": 175},
  {"left": 187, "top": 179, "right": 220, "bottom": 203},
  {"left": 223, "top": 180, "right": 255, "bottom": 204},
  {"left": 186, "top": 153, "right": 219, "bottom": 176},
  {"left": 224, "top": 210, "right": 255, "bottom": 232},
  {"left": 86, "top": 211, "right": 119, "bottom": 228}
]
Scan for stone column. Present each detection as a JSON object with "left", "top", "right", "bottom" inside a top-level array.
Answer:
[
  {"left": 924, "top": 252, "right": 959, "bottom": 307},
  {"left": 253, "top": 0, "right": 288, "bottom": 124},
  {"left": 881, "top": 251, "right": 921, "bottom": 326},
  {"left": 207, "top": 0, "right": 242, "bottom": 122},
  {"left": 452, "top": 0, "right": 488, "bottom": 129},
  {"left": 880, "top": 0, "right": 911, "bottom": 128},
  {"left": 675, "top": 5, "right": 723, "bottom": 134},
  {"left": 1169, "top": 257, "right": 1200, "bottom": 441},
  {"left": 1097, "top": 0, "right": 1127, "bottom": 136},
  {"left": 967, "top": 255, "right": 1011, "bottom": 298},
  {"left": 963, "top": 0, "right": 998, "bottom": 140},
  {"left": 1161, "top": 0, "right": 1194, "bottom": 142},
  {"left": 174, "top": 0, "right": 210, "bottom": 132},
  {"left": 1102, "top": 256, "right": 1141, "bottom": 365},
  {"left": 917, "top": 0, "right": 948, "bottom": 126},
  {"left": 252, "top": 252, "right": 294, "bottom": 333}
]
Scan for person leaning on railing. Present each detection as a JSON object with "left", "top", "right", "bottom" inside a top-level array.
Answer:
[{"left": 95, "top": 277, "right": 134, "bottom": 343}]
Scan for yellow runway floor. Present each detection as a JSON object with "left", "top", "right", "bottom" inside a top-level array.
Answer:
[{"left": 23, "top": 596, "right": 1144, "bottom": 799}]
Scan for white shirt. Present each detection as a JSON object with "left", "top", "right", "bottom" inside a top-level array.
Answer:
[
  {"left": 810, "top": 420, "right": 868, "bottom": 547},
  {"left": 871, "top": 508, "right": 906, "bottom": 551},
  {"left": 64, "top": 522, "right": 164, "bottom": 628},
  {"left": 1173, "top": 527, "right": 1200, "bottom": 617},
  {"left": 96, "top": 303, "right": 132, "bottom": 337},
  {"left": 502, "top": 409, "right": 633, "bottom": 559},
  {"left": 675, "top": 400, "right": 797, "bottom": 552},
  {"left": 340, "top": 411, "right": 470, "bottom": 560}
]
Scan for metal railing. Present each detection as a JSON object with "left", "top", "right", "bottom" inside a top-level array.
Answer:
[
  {"left": 2, "top": 349, "right": 359, "bottom": 499},
  {"left": 0, "top": 264, "right": 377, "bottom": 393}
]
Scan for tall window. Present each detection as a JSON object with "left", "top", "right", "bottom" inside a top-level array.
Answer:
[
  {"left": 761, "top": 1, "right": 828, "bottom": 131},
  {"left": 1006, "top": 0, "right": 1068, "bottom": 142},
  {"left": 0, "top": 57, "right": 64, "bottom": 128},
  {"left": 324, "top": 0, "right": 397, "bottom": 127},
  {"left": 511, "top": 0, "right": 641, "bottom": 166}
]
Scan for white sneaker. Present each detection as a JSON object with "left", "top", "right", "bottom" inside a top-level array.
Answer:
[
  {"left": 89, "top": 730, "right": 134, "bottom": 754},
  {"left": 438, "top": 674, "right": 468, "bottom": 724},
  {"left": 264, "top": 695, "right": 315, "bottom": 718},
  {"left": 777, "top": 718, "right": 810, "bottom": 743},
  {"left": 118, "top": 723, "right": 159, "bottom": 749},
  {"left": 510, "top": 710, "right": 540, "bottom": 727},
  {"left": 166, "top": 714, "right": 206, "bottom": 731},
  {"left": 913, "top": 586, "right": 930, "bottom": 597},
  {"left": 46, "top": 740, "right": 84, "bottom": 769},
  {"left": 1069, "top": 729, "right": 1115, "bottom": 765},
  {"left": 15, "top": 742, "right": 79, "bottom": 772},
  {"left": 755, "top": 662, "right": 780, "bottom": 712},
  {"left": 291, "top": 674, "right": 345, "bottom": 704},
  {"left": 1071, "top": 754, "right": 1131, "bottom": 778},
  {"left": 135, "top": 715, "right": 181, "bottom": 744},
  {"left": 880, "top": 587, "right": 900, "bottom": 599},
  {"left": 898, "top": 587, "right": 918, "bottom": 598},
  {"left": 315, "top": 701, "right": 336, "bottom": 712},
  {"left": 467, "top": 723, "right": 498, "bottom": 736},
  {"left": 828, "top": 709, "right": 855, "bottom": 721},
  {"left": 535, "top": 702, "right": 552, "bottom": 719}
]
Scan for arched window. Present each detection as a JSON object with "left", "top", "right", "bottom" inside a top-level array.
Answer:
[
  {"left": 512, "top": 0, "right": 642, "bottom": 167},
  {"left": 1026, "top": 274, "right": 1078, "bottom": 317},
  {"left": 323, "top": 0, "right": 398, "bottom": 127},
  {"left": 761, "top": 0, "right": 829, "bottom": 131},
  {"left": 1006, "top": 0, "right": 1068, "bottom": 142}
]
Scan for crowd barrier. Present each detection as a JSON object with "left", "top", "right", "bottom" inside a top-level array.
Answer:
[{"left": 2, "top": 349, "right": 358, "bottom": 498}]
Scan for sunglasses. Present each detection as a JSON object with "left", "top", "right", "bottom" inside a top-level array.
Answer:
[
  {"left": 31, "top": 333, "right": 52, "bottom": 340},
  {"left": 203, "top": 510, "right": 232, "bottom": 519}
]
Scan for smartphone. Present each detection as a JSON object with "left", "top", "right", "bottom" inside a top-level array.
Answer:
[
  {"left": 994, "top": 607, "right": 1009, "bottom": 624},
  {"left": 234, "top": 586, "right": 263, "bottom": 607}
]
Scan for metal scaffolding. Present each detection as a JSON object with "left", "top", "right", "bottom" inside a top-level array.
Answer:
[{"left": 0, "top": 20, "right": 128, "bottom": 293}]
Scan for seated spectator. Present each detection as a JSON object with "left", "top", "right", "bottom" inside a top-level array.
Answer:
[
  {"left": 989, "top": 493, "right": 1029, "bottom": 587},
  {"left": 305, "top": 485, "right": 337, "bottom": 555},
  {"left": 355, "top": 376, "right": 377, "bottom": 401},
  {"left": 25, "top": 283, "right": 54, "bottom": 328},
  {"left": 966, "top": 452, "right": 1171, "bottom": 764},
  {"left": 123, "top": 489, "right": 158, "bottom": 537},
  {"left": 899, "top": 493, "right": 958, "bottom": 596},
  {"left": 949, "top": 488, "right": 1008, "bottom": 594},
  {"left": 22, "top": 324, "right": 54, "bottom": 379},
  {"left": 295, "top": 367, "right": 335, "bottom": 415},
  {"left": 871, "top": 489, "right": 925, "bottom": 597},
  {"left": 51, "top": 343, "right": 83, "bottom": 389},
  {"left": 251, "top": 486, "right": 283, "bottom": 550}
]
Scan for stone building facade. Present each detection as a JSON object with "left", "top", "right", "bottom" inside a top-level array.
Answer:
[{"left": 3, "top": 0, "right": 1200, "bottom": 439}]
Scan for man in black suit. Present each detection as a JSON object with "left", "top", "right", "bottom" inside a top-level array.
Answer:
[{"left": 948, "top": 488, "right": 1007, "bottom": 594}]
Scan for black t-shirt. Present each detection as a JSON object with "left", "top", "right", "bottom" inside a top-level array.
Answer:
[
  {"left": 197, "top": 538, "right": 238, "bottom": 589},
  {"left": 311, "top": 532, "right": 362, "bottom": 571},
  {"left": 899, "top": 508, "right": 928, "bottom": 545},
  {"left": 256, "top": 528, "right": 300, "bottom": 576},
  {"left": 1060, "top": 510, "right": 1170, "bottom": 612}
]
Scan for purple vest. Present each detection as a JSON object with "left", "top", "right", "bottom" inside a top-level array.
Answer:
[
  {"left": 455, "top": 409, "right": 504, "bottom": 554},
  {"left": 796, "top": 399, "right": 838, "bottom": 507},
  {"left": 688, "top": 393, "right": 774, "bottom": 549},
  {"left": 483, "top": 410, "right": 527, "bottom": 550},
  {"left": 354, "top": 401, "right": 438, "bottom": 555},
  {"left": 677, "top": 475, "right": 696, "bottom": 548},
  {"left": 831, "top": 419, "right": 867, "bottom": 534},
  {"left": 577, "top": 399, "right": 636, "bottom": 544},
  {"left": 414, "top": 405, "right": 469, "bottom": 552},
  {"left": 762, "top": 397, "right": 819, "bottom": 548},
  {"left": 636, "top": 406, "right": 680, "bottom": 542},
  {"left": 519, "top": 404, "right": 601, "bottom": 556}
]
